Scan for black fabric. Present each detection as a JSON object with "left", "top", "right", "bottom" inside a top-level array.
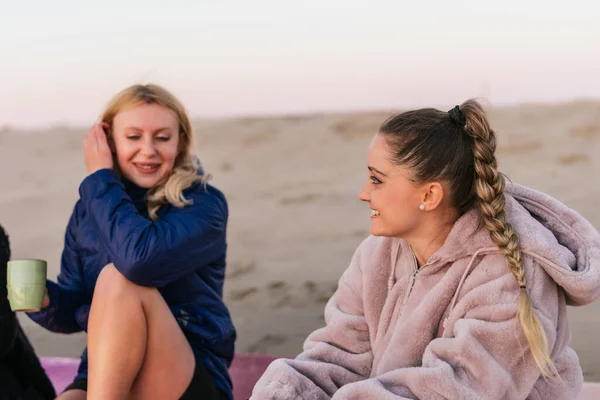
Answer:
[
  {"left": 179, "top": 358, "right": 226, "bottom": 400},
  {"left": 448, "top": 104, "right": 467, "bottom": 126},
  {"left": 0, "top": 224, "right": 16, "bottom": 358},
  {"left": 64, "top": 358, "right": 226, "bottom": 400},
  {"left": 62, "top": 379, "right": 87, "bottom": 392},
  {"left": 0, "top": 225, "right": 56, "bottom": 400}
]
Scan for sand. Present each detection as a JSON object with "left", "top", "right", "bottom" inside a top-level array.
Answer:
[{"left": 1, "top": 100, "right": 599, "bottom": 381}]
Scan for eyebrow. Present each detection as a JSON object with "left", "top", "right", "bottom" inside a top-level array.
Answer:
[
  {"left": 124, "top": 127, "right": 173, "bottom": 134},
  {"left": 368, "top": 166, "right": 388, "bottom": 177}
]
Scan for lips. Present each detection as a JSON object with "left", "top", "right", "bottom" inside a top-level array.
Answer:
[{"left": 133, "top": 162, "right": 161, "bottom": 174}]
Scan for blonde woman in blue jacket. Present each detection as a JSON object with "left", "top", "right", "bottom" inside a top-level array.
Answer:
[{"left": 27, "top": 84, "right": 236, "bottom": 400}]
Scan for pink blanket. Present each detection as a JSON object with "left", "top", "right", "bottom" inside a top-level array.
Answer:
[
  {"left": 40, "top": 355, "right": 600, "bottom": 400},
  {"left": 41, "top": 353, "right": 277, "bottom": 400}
]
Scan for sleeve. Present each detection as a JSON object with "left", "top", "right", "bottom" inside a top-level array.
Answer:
[
  {"left": 78, "top": 169, "right": 227, "bottom": 287},
  {"left": 0, "top": 224, "right": 18, "bottom": 357},
  {"left": 251, "top": 240, "right": 373, "bottom": 400},
  {"left": 27, "top": 205, "right": 88, "bottom": 334},
  {"left": 0, "top": 295, "right": 17, "bottom": 358},
  {"left": 329, "top": 256, "right": 561, "bottom": 400}
]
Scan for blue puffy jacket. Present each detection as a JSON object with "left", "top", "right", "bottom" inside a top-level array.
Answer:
[{"left": 27, "top": 168, "right": 236, "bottom": 399}]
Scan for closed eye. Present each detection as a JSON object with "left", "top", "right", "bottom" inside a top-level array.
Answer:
[{"left": 156, "top": 136, "right": 171, "bottom": 142}]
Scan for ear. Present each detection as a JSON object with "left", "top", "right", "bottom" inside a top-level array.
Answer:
[{"left": 420, "top": 182, "right": 444, "bottom": 211}]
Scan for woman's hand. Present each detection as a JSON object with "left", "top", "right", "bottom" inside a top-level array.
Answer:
[
  {"left": 6, "top": 288, "right": 50, "bottom": 309},
  {"left": 42, "top": 289, "right": 49, "bottom": 309},
  {"left": 83, "top": 122, "right": 113, "bottom": 175}
]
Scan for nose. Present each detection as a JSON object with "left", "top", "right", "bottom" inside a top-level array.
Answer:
[
  {"left": 140, "top": 137, "right": 157, "bottom": 156},
  {"left": 358, "top": 181, "right": 370, "bottom": 203}
]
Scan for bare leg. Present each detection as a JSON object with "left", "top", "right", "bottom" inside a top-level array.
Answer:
[
  {"left": 56, "top": 389, "right": 87, "bottom": 400},
  {"left": 87, "top": 264, "right": 195, "bottom": 400}
]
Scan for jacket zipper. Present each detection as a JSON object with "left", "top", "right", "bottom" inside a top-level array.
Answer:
[
  {"left": 399, "top": 247, "right": 435, "bottom": 314},
  {"left": 400, "top": 262, "right": 419, "bottom": 311}
]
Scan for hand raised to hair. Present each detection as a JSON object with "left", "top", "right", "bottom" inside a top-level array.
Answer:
[{"left": 83, "top": 123, "right": 113, "bottom": 175}]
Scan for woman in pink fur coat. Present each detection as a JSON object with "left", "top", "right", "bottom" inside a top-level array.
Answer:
[{"left": 251, "top": 100, "right": 600, "bottom": 399}]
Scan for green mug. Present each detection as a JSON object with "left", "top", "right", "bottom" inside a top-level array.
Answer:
[{"left": 7, "top": 259, "right": 47, "bottom": 312}]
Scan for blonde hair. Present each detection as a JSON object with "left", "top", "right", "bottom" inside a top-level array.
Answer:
[
  {"left": 460, "top": 99, "right": 558, "bottom": 379},
  {"left": 100, "top": 84, "right": 209, "bottom": 221},
  {"left": 380, "top": 99, "right": 557, "bottom": 379}
]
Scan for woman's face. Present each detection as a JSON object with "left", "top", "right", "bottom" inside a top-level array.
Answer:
[
  {"left": 111, "top": 103, "right": 180, "bottom": 189},
  {"left": 358, "top": 134, "right": 425, "bottom": 238}
]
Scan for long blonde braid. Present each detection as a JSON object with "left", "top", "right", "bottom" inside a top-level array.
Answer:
[{"left": 459, "top": 100, "right": 558, "bottom": 379}]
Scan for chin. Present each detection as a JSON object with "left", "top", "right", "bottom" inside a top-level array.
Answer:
[
  {"left": 369, "top": 226, "right": 385, "bottom": 237},
  {"left": 120, "top": 164, "right": 169, "bottom": 188},
  {"left": 123, "top": 172, "right": 162, "bottom": 189},
  {"left": 134, "top": 180, "right": 159, "bottom": 189},
  {"left": 369, "top": 223, "right": 399, "bottom": 238}
]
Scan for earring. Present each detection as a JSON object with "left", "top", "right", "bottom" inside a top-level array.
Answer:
[{"left": 419, "top": 204, "right": 425, "bottom": 211}]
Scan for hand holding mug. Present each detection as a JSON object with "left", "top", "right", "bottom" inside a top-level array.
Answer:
[
  {"left": 6, "top": 259, "right": 48, "bottom": 312},
  {"left": 6, "top": 287, "right": 49, "bottom": 309}
]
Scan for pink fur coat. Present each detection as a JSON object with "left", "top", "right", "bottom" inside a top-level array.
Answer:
[{"left": 251, "top": 184, "right": 600, "bottom": 399}]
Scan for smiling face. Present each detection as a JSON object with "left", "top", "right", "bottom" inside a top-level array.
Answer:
[
  {"left": 111, "top": 103, "right": 180, "bottom": 189},
  {"left": 358, "top": 134, "right": 426, "bottom": 238}
]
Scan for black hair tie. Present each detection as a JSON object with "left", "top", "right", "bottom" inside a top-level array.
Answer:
[{"left": 448, "top": 105, "right": 466, "bottom": 126}]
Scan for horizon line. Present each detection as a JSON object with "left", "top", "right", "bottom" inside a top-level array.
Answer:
[{"left": 2, "top": 95, "right": 600, "bottom": 132}]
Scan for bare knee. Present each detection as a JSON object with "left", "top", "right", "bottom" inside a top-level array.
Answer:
[
  {"left": 95, "top": 263, "right": 125, "bottom": 290},
  {"left": 94, "top": 263, "right": 136, "bottom": 297},
  {"left": 94, "top": 263, "right": 154, "bottom": 302}
]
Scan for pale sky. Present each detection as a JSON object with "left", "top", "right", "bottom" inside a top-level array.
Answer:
[{"left": 1, "top": 0, "right": 599, "bottom": 128}]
